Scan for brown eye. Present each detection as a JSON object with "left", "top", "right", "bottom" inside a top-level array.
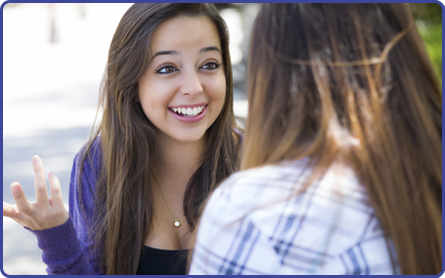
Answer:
[
  {"left": 156, "top": 64, "right": 178, "bottom": 74},
  {"left": 200, "top": 62, "right": 221, "bottom": 70}
]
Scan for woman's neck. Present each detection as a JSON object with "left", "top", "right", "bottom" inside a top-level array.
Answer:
[
  {"left": 145, "top": 132, "right": 205, "bottom": 249},
  {"left": 155, "top": 133, "right": 206, "bottom": 181}
]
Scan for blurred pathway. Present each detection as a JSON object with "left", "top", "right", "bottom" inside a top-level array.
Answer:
[{"left": 2, "top": 4, "right": 132, "bottom": 275}]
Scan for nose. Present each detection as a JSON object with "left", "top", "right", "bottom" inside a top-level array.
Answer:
[{"left": 179, "top": 68, "right": 204, "bottom": 97}]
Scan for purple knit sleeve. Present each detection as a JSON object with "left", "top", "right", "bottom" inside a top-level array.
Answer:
[{"left": 26, "top": 140, "right": 104, "bottom": 275}]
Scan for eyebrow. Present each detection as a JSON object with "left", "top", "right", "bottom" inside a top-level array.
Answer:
[
  {"left": 200, "top": 46, "right": 221, "bottom": 54},
  {"left": 150, "top": 46, "right": 222, "bottom": 63},
  {"left": 150, "top": 50, "right": 179, "bottom": 62}
]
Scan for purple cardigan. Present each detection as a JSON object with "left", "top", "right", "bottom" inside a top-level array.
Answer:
[
  {"left": 26, "top": 130, "right": 242, "bottom": 274},
  {"left": 27, "top": 141, "right": 103, "bottom": 275}
]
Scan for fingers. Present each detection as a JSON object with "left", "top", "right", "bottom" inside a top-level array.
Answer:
[
  {"left": 3, "top": 202, "right": 19, "bottom": 217},
  {"left": 3, "top": 202, "right": 26, "bottom": 224},
  {"left": 48, "top": 171, "right": 64, "bottom": 210},
  {"left": 9, "top": 182, "right": 33, "bottom": 214},
  {"left": 5, "top": 157, "right": 68, "bottom": 231},
  {"left": 32, "top": 155, "right": 49, "bottom": 206}
]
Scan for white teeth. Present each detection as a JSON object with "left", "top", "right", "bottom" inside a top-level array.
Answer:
[{"left": 171, "top": 105, "right": 206, "bottom": 116}]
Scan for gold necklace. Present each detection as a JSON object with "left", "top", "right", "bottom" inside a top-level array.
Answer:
[{"left": 151, "top": 167, "right": 186, "bottom": 228}]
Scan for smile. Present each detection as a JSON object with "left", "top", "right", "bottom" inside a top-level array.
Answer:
[
  {"left": 168, "top": 104, "right": 208, "bottom": 123},
  {"left": 170, "top": 105, "right": 206, "bottom": 117}
]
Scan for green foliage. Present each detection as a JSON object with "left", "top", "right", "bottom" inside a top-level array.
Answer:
[{"left": 410, "top": 3, "right": 442, "bottom": 85}]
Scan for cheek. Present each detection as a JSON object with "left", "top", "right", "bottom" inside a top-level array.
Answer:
[
  {"left": 139, "top": 93, "right": 157, "bottom": 114},
  {"left": 205, "top": 74, "right": 226, "bottom": 105},
  {"left": 138, "top": 81, "right": 174, "bottom": 113}
]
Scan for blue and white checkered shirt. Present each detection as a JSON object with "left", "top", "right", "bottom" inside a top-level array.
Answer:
[{"left": 189, "top": 159, "right": 399, "bottom": 275}]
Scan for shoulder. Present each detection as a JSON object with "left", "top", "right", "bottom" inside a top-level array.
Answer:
[
  {"left": 69, "top": 137, "right": 102, "bottom": 215},
  {"left": 209, "top": 159, "right": 368, "bottom": 210},
  {"left": 194, "top": 160, "right": 394, "bottom": 274},
  {"left": 198, "top": 160, "right": 311, "bottom": 244},
  {"left": 74, "top": 137, "right": 102, "bottom": 170},
  {"left": 201, "top": 159, "right": 378, "bottom": 252},
  {"left": 71, "top": 137, "right": 102, "bottom": 183},
  {"left": 232, "top": 126, "right": 244, "bottom": 142},
  {"left": 206, "top": 159, "right": 310, "bottom": 211},
  {"left": 233, "top": 127, "right": 243, "bottom": 136}
]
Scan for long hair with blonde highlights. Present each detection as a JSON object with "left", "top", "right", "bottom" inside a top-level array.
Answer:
[{"left": 243, "top": 3, "right": 441, "bottom": 274}]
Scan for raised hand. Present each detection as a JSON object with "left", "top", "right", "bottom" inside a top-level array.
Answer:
[{"left": 3, "top": 155, "right": 69, "bottom": 231}]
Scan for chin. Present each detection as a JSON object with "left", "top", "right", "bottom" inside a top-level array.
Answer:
[{"left": 168, "top": 130, "right": 207, "bottom": 144}]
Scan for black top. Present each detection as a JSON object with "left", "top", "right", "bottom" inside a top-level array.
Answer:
[{"left": 137, "top": 245, "right": 189, "bottom": 275}]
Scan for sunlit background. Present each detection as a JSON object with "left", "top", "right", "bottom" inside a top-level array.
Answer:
[{"left": 2, "top": 3, "right": 441, "bottom": 275}]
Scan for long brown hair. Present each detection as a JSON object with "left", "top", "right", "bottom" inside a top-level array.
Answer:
[
  {"left": 244, "top": 3, "right": 441, "bottom": 274},
  {"left": 78, "top": 3, "right": 241, "bottom": 275}
]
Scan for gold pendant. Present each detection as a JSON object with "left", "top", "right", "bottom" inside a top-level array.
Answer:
[{"left": 174, "top": 220, "right": 181, "bottom": 228}]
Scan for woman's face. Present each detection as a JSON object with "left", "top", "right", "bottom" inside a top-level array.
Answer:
[{"left": 138, "top": 16, "right": 226, "bottom": 144}]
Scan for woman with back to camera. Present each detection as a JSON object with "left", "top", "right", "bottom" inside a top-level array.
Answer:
[
  {"left": 189, "top": 3, "right": 441, "bottom": 275},
  {"left": 3, "top": 3, "right": 242, "bottom": 275}
]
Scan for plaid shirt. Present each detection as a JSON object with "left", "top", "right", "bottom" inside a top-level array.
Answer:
[{"left": 189, "top": 159, "right": 399, "bottom": 275}]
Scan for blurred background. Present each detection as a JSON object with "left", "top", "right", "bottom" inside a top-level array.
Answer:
[{"left": 2, "top": 3, "right": 441, "bottom": 275}]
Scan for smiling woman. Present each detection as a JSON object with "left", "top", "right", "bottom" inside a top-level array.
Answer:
[
  {"left": 2, "top": 3, "right": 242, "bottom": 275},
  {"left": 138, "top": 16, "right": 226, "bottom": 144}
]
